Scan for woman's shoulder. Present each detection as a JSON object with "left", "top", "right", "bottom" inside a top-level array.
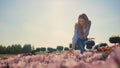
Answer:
[
  {"left": 75, "top": 22, "right": 78, "bottom": 29},
  {"left": 88, "top": 21, "right": 91, "bottom": 27},
  {"left": 89, "top": 21, "right": 91, "bottom": 25}
]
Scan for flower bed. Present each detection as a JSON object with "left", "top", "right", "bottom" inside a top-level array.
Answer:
[{"left": 0, "top": 45, "right": 120, "bottom": 68}]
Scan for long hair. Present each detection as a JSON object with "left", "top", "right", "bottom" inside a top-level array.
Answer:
[{"left": 76, "top": 13, "right": 90, "bottom": 38}]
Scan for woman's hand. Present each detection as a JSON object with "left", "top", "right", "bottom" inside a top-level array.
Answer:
[{"left": 72, "top": 43, "right": 75, "bottom": 49}]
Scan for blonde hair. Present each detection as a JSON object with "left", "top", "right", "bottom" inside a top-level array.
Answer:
[{"left": 75, "top": 13, "right": 90, "bottom": 38}]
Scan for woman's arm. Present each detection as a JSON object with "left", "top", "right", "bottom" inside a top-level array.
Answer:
[{"left": 72, "top": 23, "right": 78, "bottom": 49}]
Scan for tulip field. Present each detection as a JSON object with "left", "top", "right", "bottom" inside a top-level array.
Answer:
[{"left": 0, "top": 45, "right": 120, "bottom": 68}]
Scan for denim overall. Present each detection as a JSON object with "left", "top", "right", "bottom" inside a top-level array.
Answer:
[
  {"left": 75, "top": 38, "right": 88, "bottom": 53},
  {"left": 72, "top": 22, "right": 91, "bottom": 53}
]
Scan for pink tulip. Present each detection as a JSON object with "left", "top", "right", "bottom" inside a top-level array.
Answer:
[{"left": 0, "top": 46, "right": 120, "bottom": 68}]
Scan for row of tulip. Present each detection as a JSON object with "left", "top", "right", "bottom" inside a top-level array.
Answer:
[
  {"left": 93, "top": 45, "right": 120, "bottom": 53},
  {"left": 0, "top": 45, "right": 120, "bottom": 68}
]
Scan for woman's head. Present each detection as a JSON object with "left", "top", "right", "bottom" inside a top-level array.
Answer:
[
  {"left": 76, "top": 13, "right": 91, "bottom": 38},
  {"left": 78, "top": 13, "right": 89, "bottom": 25}
]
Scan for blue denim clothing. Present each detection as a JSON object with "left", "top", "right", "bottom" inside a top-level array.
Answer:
[
  {"left": 72, "top": 21, "right": 91, "bottom": 53},
  {"left": 75, "top": 38, "right": 88, "bottom": 53},
  {"left": 72, "top": 21, "right": 91, "bottom": 44}
]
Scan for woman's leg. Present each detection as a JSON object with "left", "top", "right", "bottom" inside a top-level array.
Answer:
[
  {"left": 76, "top": 38, "right": 85, "bottom": 53},
  {"left": 82, "top": 39, "right": 86, "bottom": 50}
]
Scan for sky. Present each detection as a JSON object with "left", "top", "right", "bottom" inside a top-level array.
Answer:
[{"left": 0, "top": 0, "right": 120, "bottom": 48}]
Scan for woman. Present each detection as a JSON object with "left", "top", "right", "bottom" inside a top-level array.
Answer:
[{"left": 72, "top": 13, "right": 91, "bottom": 53}]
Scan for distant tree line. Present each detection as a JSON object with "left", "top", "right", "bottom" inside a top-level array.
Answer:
[
  {"left": 109, "top": 35, "right": 120, "bottom": 45},
  {"left": 93, "top": 35, "right": 120, "bottom": 50},
  {"left": 0, "top": 44, "right": 70, "bottom": 54},
  {"left": 0, "top": 44, "right": 32, "bottom": 54},
  {"left": 0, "top": 35, "right": 119, "bottom": 54},
  {"left": 35, "top": 46, "right": 70, "bottom": 53}
]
